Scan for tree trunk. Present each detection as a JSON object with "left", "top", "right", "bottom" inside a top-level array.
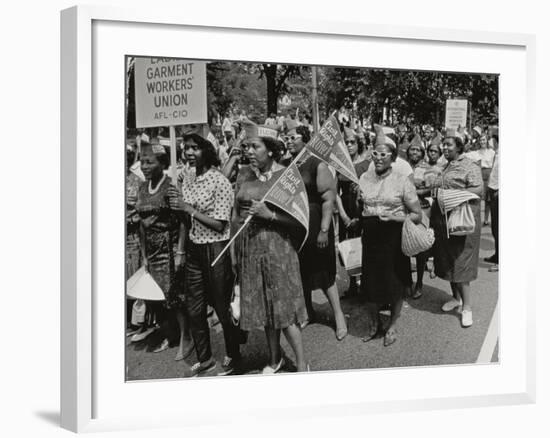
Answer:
[{"left": 264, "top": 64, "right": 278, "bottom": 115}]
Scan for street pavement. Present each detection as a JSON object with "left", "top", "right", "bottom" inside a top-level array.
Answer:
[{"left": 126, "top": 220, "right": 498, "bottom": 380}]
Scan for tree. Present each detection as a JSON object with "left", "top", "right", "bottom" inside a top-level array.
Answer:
[{"left": 259, "top": 64, "right": 303, "bottom": 115}]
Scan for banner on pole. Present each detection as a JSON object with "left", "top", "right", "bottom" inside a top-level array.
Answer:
[
  {"left": 306, "top": 116, "right": 359, "bottom": 184},
  {"left": 263, "top": 162, "right": 309, "bottom": 248},
  {"left": 445, "top": 99, "right": 468, "bottom": 130},
  {"left": 134, "top": 57, "right": 207, "bottom": 128}
]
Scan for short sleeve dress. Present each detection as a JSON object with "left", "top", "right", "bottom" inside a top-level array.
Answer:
[
  {"left": 431, "top": 155, "right": 483, "bottom": 282},
  {"left": 234, "top": 166, "right": 308, "bottom": 331},
  {"left": 358, "top": 169, "right": 418, "bottom": 305}
]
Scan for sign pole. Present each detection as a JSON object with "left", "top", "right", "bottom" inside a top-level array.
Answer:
[{"left": 169, "top": 125, "right": 177, "bottom": 185}]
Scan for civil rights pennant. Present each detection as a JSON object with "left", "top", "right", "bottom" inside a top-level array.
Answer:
[
  {"left": 306, "top": 115, "right": 359, "bottom": 184},
  {"left": 263, "top": 161, "right": 310, "bottom": 249}
]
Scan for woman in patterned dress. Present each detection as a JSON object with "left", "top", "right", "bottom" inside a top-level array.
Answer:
[
  {"left": 358, "top": 128, "right": 422, "bottom": 346},
  {"left": 431, "top": 134, "right": 483, "bottom": 328},
  {"left": 168, "top": 133, "right": 243, "bottom": 377},
  {"left": 135, "top": 141, "right": 181, "bottom": 349},
  {"left": 286, "top": 125, "right": 348, "bottom": 341},
  {"left": 232, "top": 135, "right": 308, "bottom": 373}
]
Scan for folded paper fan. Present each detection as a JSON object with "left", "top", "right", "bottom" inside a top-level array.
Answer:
[
  {"left": 126, "top": 267, "right": 165, "bottom": 301},
  {"left": 437, "top": 189, "right": 480, "bottom": 214}
]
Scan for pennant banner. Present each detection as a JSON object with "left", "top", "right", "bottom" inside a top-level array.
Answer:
[
  {"left": 306, "top": 116, "right": 359, "bottom": 184},
  {"left": 264, "top": 162, "right": 310, "bottom": 248}
]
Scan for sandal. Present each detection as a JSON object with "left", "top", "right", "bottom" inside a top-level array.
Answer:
[
  {"left": 153, "top": 338, "right": 169, "bottom": 353},
  {"left": 262, "top": 357, "right": 284, "bottom": 374}
]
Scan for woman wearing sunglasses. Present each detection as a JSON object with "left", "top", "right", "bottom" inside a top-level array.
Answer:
[
  {"left": 358, "top": 125, "right": 422, "bottom": 346},
  {"left": 286, "top": 125, "right": 348, "bottom": 341}
]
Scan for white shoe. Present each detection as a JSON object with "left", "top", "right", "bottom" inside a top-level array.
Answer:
[
  {"left": 441, "top": 298, "right": 462, "bottom": 312},
  {"left": 461, "top": 309, "right": 473, "bottom": 327},
  {"left": 130, "top": 326, "right": 156, "bottom": 342}
]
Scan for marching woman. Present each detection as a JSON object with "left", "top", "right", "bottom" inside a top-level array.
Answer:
[
  {"left": 286, "top": 125, "right": 348, "bottom": 340},
  {"left": 134, "top": 140, "right": 182, "bottom": 349},
  {"left": 168, "top": 133, "right": 243, "bottom": 377},
  {"left": 232, "top": 133, "right": 309, "bottom": 373},
  {"left": 358, "top": 126, "right": 422, "bottom": 346},
  {"left": 406, "top": 134, "right": 432, "bottom": 299},
  {"left": 431, "top": 133, "right": 483, "bottom": 327}
]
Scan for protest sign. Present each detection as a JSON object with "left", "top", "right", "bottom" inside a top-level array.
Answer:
[
  {"left": 264, "top": 162, "right": 310, "bottom": 248},
  {"left": 445, "top": 99, "right": 468, "bottom": 130},
  {"left": 307, "top": 116, "right": 359, "bottom": 184},
  {"left": 134, "top": 57, "right": 207, "bottom": 128}
]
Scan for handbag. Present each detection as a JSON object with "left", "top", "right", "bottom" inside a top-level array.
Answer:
[
  {"left": 337, "top": 237, "right": 362, "bottom": 276},
  {"left": 447, "top": 201, "right": 476, "bottom": 236},
  {"left": 401, "top": 212, "right": 435, "bottom": 257}
]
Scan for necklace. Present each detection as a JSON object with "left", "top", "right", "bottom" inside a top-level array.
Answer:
[
  {"left": 148, "top": 173, "right": 166, "bottom": 194},
  {"left": 253, "top": 164, "right": 274, "bottom": 182}
]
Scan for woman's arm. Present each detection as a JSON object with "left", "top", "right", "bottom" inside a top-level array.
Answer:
[
  {"left": 316, "top": 162, "right": 336, "bottom": 248},
  {"left": 336, "top": 193, "right": 351, "bottom": 227},
  {"left": 248, "top": 200, "right": 302, "bottom": 231},
  {"left": 139, "top": 221, "right": 148, "bottom": 271}
]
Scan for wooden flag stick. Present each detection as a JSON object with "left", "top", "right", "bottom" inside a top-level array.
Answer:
[{"left": 169, "top": 125, "right": 177, "bottom": 186}]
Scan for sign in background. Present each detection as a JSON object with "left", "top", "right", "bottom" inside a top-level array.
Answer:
[
  {"left": 134, "top": 57, "right": 207, "bottom": 128},
  {"left": 445, "top": 99, "right": 468, "bottom": 130}
]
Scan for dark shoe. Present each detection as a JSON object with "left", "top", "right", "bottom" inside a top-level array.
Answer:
[{"left": 484, "top": 254, "right": 498, "bottom": 263}]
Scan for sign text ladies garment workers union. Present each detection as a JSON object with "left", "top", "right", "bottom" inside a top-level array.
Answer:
[{"left": 134, "top": 57, "right": 207, "bottom": 128}]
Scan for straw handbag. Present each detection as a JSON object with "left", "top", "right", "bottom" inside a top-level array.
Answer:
[{"left": 401, "top": 213, "right": 435, "bottom": 257}]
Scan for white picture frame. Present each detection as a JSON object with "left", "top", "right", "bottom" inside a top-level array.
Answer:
[{"left": 60, "top": 5, "right": 536, "bottom": 433}]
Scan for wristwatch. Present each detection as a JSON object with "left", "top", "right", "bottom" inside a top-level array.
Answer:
[{"left": 321, "top": 227, "right": 329, "bottom": 233}]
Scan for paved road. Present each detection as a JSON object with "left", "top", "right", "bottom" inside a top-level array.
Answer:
[{"left": 126, "top": 222, "right": 498, "bottom": 380}]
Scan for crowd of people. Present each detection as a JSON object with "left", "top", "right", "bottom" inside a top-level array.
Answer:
[{"left": 126, "top": 110, "right": 499, "bottom": 377}]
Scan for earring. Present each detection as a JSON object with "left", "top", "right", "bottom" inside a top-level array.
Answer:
[{"left": 268, "top": 152, "right": 273, "bottom": 157}]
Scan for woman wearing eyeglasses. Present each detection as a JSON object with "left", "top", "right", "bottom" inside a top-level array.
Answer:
[
  {"left": 286, "top": 125, "right": 348, "bottom": 341},
  {"left": 430, "top": 133, "right": 483, "bottom": 328},
  {"left": 358, "top": 125, "right": 422, "bottom": 346}
]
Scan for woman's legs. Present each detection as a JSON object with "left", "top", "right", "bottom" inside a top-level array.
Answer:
[
  {"left": 264, "top": 327, "right": 282, "bottom": 368},
  {"left": 318, "top": 283, "right": 348, "bottom": 338},
  {"left": 455, "top": 282, "right": 472, "bottom": 311},
  {"left": 175, "top": 308, "right": 194, "bottom": 361},
  {"left": 282, "top": 324, "right": 307, "bottom": 372},
  {"left": 389, "top": 298, "right": 404, "bottom": 331},
  {"left": 414, "top": 253, "right": 428, "bottom": 296}
]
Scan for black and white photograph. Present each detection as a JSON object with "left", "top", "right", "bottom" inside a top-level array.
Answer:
[{"left": 124, "top": 56, "right": 499, "bottom": 380}]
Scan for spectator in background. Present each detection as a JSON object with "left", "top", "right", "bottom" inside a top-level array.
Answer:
[{"left": 485, "top": 133, "right": 499, "bottom": 272}]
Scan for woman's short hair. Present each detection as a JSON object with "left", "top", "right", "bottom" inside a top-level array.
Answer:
[
  {"left": 182, "top": 133, "right": 221, "bottom": 168},
  {"left": 295, "top": 125, "right": 311, "bottom": 144},
  {"left": 259, "top": 136, "right": 283, "bottom": 162}
]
